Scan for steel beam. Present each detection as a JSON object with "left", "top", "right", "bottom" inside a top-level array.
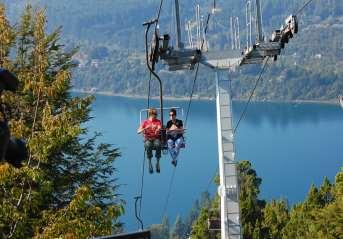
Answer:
[
  {"left": 215, "top": 71, "right": 241, "bottom": 239},
  {"left": 175, "top": 0, "right": 183, "bottom": 49}
]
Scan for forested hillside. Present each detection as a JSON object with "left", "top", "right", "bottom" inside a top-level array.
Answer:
[
  {"left": 3, "top": 0, "right": 343, "bottom": 101},
  {"left": 149, "top": 162, "right": 343, "bottom": 239},
  {"left": 189, "top": 161, "right": 343, "bottom": 239}
]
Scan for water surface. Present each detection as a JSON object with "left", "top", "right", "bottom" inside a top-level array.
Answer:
[{"left": 85, "top": 95, "right": 343, "bottom": 231}]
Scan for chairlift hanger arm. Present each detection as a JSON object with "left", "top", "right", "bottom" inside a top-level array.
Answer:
[{"left": 143, "top": 21, "right": 164, "bottom": 126}]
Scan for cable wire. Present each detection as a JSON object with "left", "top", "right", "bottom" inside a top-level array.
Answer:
[
  {"left": 205, "top": 169, "right": 218, "bottom": 192},
  {"left": 161, "top": 166, "right": 177, "bottom": 219},
  {"left": 162, "top": 7, "right": 214, "bottom": 219},
  {"left": 233, "top": 57, "right": 270, "bottom": 134},
  {"left": 296, "top": 0, "right": 315, "bottom": 16},
  {"left": 185, "top": 12, "right": 211, "bottom": 127},
  {"left": 134, "top": 150, "right": 147, "bottom": 230},
  {"left": 184, "top": 62, "right": 200, "bottom": 127},
  {"left": 156, "top": 0, "right": 164, "bottom": 22},
  {"left": 147, "top": 72, "right": 152, "bottom": 111}
]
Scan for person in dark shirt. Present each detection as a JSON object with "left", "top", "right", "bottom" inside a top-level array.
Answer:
[{"left": 166, "top": 108, "right": 184, "bottom": 166}]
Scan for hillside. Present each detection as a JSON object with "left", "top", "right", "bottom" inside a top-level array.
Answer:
[{"left": 3, "top": 0, "right": 343, "bottom": 101}]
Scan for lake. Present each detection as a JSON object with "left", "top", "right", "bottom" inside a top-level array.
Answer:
[{"left": 84, "top": 94, "right": 343, "bottom": 231}]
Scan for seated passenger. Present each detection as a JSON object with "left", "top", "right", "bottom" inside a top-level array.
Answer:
[
  {"left": 166, "top": 108, "right": 184, "bottom": 166},
  {"left": 137, "top": 108, "right": 162, "bottom": 173}
]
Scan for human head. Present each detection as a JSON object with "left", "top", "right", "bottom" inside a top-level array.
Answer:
[
  {"left": 148, "top": 108, "right": 158, "bottom": 118},
  {"left": 169, "top": 108, "right": 177, "bottom": 118}
]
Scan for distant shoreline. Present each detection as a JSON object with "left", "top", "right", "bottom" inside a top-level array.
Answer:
[{"left": 71, "top": 89, "right": 340, "bottom": 106}]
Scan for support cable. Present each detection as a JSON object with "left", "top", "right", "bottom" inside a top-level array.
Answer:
[
  {"left": 156, "top": 0, "right": 164, "bottom": 23},
  {"left": 234, "top": 57, "right": 270, "bottom": 134},
  {"left": 161, "top": 166, "right": 177, "bottom": 219},
  {"left": 162, "top": 9, "right": 213, "bottom": 220},
  {"left": 147, "top": 72, "right": 152, "bottom": 111},
  {"left": 135, "top": 0, "right": 165, "bottom": 229},
  {"left": 135, "top": 71, "right": 152, "bottom": 228},
  {"left": 296, "top": 0, "right": 315, "bottom": 16},
  {"left": 185, "top": 12, "right": 211, "bottom": 127},
  {"left": 134, "top": 196, "right": 144, "bottom": 230},
  {"left": 205, "top": 169, "right": 218, "bottom": 192},
  {"left": 136, "top": 150, "right": 147, "bottom": 230}
]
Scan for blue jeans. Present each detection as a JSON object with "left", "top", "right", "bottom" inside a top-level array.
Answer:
[{"left": 167, "top": 137, "right": 184, "bottom": 160}]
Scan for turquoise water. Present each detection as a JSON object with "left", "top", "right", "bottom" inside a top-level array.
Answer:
[{"left": 85, "top": 95, "right": 343, "bottom": 231}]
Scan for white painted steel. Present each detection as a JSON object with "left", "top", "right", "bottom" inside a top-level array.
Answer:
[
  {"left": 215, "top": 71, "right": 241, "bottom": 239},
  {"left": 255, "top": 0, "right": 263, "bottom": 42}
]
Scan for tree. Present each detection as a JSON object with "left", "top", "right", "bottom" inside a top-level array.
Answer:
[
  {"left": 171, "top": 215, "right": 186, "bottom": 239},
  {"left": 304, "top": 185, "right": 322, "bottom": 209},
  {"left": 150, "top": 216, "right": 170, "bottom": 239},
  {"left": 184, "top": 199, "right": 200, "bottom": 235},
  {"left": 282, "top": 171, "right": 343, "bottom": 239},
  {"left": 0, "top": 5, "right": 123, "bottom": 239},
  {"left": 319, "top": 176, "right": 333, "bottom": 206},
  {"left": 261, "top": 200, "right": 289, "bottom": 239},
  {"left": 189, "top": 162, "right": 343, "bottom": 239},
  {"left": 238, "top": 161, "right": 266, "bottom": 239}
]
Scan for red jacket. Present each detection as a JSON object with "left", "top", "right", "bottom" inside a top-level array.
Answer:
[{"left": 141, "top": 118, "right": 162, "bottom": 140}]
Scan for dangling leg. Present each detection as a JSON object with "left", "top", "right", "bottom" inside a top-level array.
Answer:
[
  {"left": 174, "top": 137, "right": 184, "bottom": 160},
  {"left": 154, "top": 139, "right": 162, "bottom": 173},
  {"left": 167, "top": 138, "right": 178, "bottom": 166},
  {"left": 167, "top": 139, "right": 176, "bottom": 161},
  {"left": 144, "top": 140, "right": 154, "bottom": 174}
]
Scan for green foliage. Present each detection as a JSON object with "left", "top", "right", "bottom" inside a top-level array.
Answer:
[
  {"left": 238, "top": 161, "right": 266, "bottom": 239},
  {"left": 261, "top": 200, "right": 289, "bottom": 239},
  {"left": 171, "top": 215, "right": 186, "bottom": 239},
  {"left": 150, "top": 216, "right": 170, "bottom": 239},
  {"left": 0, "top": 5, "right": 123, "bottom": 239},
  {"left": 2, "top": 0, "right": 342, "bottom": 101},
  {"left": 35, "top": 186, "right": 124, "bottom": 239},
  {"left": 190, "top": 161, "right": 343, "bottom": 239}
]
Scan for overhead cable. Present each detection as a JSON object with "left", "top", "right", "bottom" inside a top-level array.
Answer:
[
  {"left": 234, "top": 57, "right": 270, "bottom": 134},
  {"left": 296, "top": 0, "right": 315, "bottom": 16}
]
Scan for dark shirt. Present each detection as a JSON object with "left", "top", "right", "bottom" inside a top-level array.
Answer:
[{"left": 166, "top": 119, "right": 183, "bottom": 140}]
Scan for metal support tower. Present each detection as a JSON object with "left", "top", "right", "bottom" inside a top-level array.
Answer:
[
  {"left": 174, "top": 0, "right": 183, "bottom": 49},
  {"left": 255, "top": 0, "right": 263, "bottom": 42},
  {"left": 154, "top": 1, "right": 299, "bottom": 239},
  {"left": 215, "top": 71, "right": 241, "bottom": 239}
]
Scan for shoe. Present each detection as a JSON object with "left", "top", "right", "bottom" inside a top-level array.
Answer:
[
  {"left": 171, "top": 159, "right": 177, "bottom": 167},
  {"left": 156, "top": 163, "right": 160, "bottom": 173},
  {"left": 149, "top": 163, "right": 153, "bottom": 174}
]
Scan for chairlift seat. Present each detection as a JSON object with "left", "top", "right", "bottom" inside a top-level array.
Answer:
[{"left": 139, "top": 106, "right": 186, "bottom": 152}]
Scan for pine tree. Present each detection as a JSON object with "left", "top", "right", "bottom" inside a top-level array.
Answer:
[
  {"left": 261, "top": 200, "right": 289, "bottom": 239},
  {"left": 171, "top": 215, "right": 186, "bottom": 239},
  {"left": 238, "top": 161, "right": 266, "bottom": 239},
  {"left": 150, "top": 216, "right": 170, "bottom": 239},
  {"left": 319, "top": 176, "right": 333, "bottom": 206},
  {"left": 184, "top": 199, "right": 200, "bottom": 234},
  {"left": 305, "top": 184, "right": 322, "bottom": 209},
  {"left": 0, "top": 5, "right": 123, "bottom": 239}
]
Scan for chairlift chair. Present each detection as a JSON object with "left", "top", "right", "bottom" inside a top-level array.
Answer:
[{"left": 139, "top": 106, "right": 186, "bottom": 152}]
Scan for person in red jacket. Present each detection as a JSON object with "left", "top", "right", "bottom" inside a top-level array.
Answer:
[{"left": 137, "top": 108, "right": 162, "bottom": 173}]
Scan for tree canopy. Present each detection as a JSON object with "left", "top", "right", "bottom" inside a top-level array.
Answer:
[{"left": 0, "top": 5, "right": 123, "bottom": 239}]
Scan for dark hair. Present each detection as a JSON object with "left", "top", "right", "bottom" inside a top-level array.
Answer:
[{"left": 170, "top": 108, "right": 177, "bottom": 116}]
